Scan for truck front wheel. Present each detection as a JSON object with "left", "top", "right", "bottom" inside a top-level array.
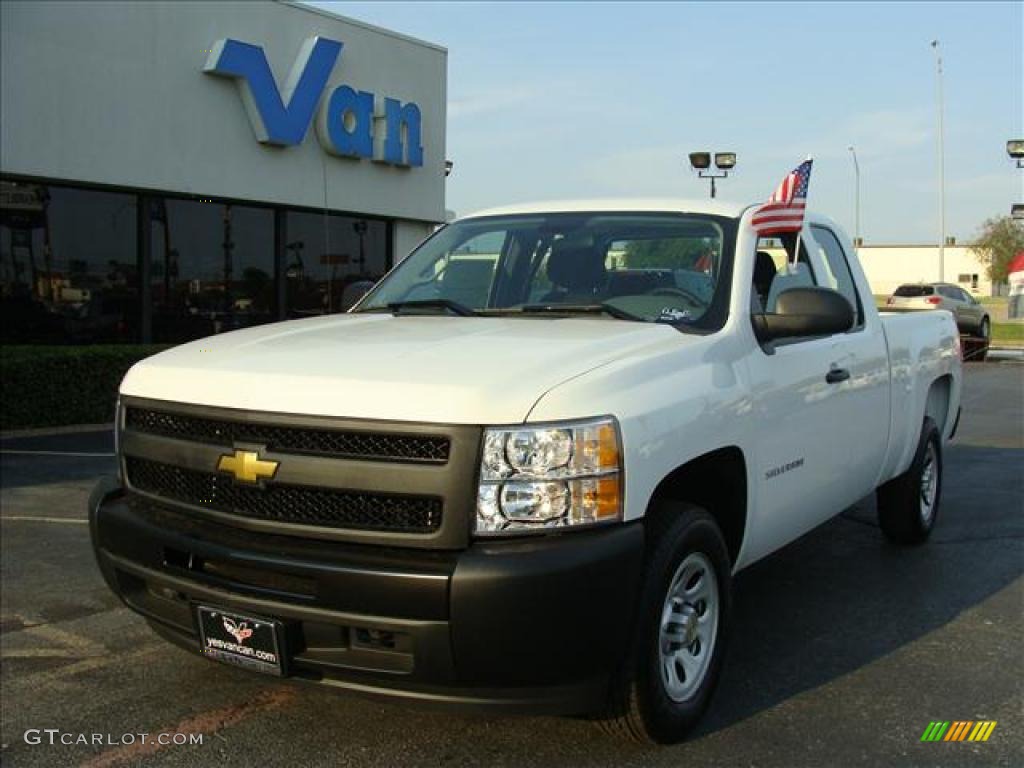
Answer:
[
  {"left": 598, "top": 503, "right": 732, "bottom": 743},
  {"left": 876, "top": 417, "right": 942, "bottom": 545}
]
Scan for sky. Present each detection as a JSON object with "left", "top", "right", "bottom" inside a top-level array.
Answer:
[{"left": 312, "top": 1, "right": 1022, "bottom": 244}]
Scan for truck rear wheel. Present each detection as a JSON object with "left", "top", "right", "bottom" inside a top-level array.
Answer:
[
  {"left": 597, "top": 503, "right": 732, "bottom": 744},
  {"left": 876, "top": 417, "right": 942, "bottom": 545}
]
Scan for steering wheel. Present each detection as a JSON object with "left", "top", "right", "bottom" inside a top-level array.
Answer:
[{"left": 648, "top": 286, "right": 705, "bottom": 306}]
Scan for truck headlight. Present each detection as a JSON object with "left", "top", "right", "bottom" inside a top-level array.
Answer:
[{"left": 475, "top": 417, "right": 623, "bottom": 535}]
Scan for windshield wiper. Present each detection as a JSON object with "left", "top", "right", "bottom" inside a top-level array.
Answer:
[
  {"left": 385, "top": 299, "right": 479, "bottom": 317},
  {"left": 518, "top": 303, "right": 643, "bottom": 321}
]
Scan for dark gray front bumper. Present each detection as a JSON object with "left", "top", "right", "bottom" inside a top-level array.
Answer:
[{"left": 90, "top": 478, "right": 645, "bottom": 714}]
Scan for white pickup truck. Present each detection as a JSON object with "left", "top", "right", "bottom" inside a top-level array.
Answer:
[{"left": 90, "top": 199, "right": 962, "bottom": 743}]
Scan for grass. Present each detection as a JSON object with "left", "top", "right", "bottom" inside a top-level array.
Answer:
[
  {"left": 992, "top": 323, "right": 1024, "bottom": 344},
  {"left": 977, "top": 296, "right": 1008, "bottom": 307}
]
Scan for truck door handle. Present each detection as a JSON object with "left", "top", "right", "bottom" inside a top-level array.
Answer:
[{"left": 826, "top": 367, "right": 850, "bottom": 384}]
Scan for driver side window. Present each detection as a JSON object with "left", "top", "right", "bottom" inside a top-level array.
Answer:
[{"left": 810, "top": 226, "right": 863, "bottom": 327}]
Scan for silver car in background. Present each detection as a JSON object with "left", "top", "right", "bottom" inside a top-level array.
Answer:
[{"left": 886, "top": 283, "right": 990, "bottom": 339}]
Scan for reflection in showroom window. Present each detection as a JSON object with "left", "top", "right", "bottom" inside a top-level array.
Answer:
[
  {"left": 0, "top": 181, "right": 139, "bottom": 344},
  {"left": 150, "top": 199, "right": 274, "bottom": 343},
  {"left": 285, "top": 212, "right": 388, "bottom": 316}
]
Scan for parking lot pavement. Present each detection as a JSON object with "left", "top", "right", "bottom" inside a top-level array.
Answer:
[{"left": 1, "top": 363, "right": 1021, "bottom": 768}]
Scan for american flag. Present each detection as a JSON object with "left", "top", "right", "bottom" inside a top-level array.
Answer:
[{"left": 751, "top": 159, "right": 813, "bottom": 235}]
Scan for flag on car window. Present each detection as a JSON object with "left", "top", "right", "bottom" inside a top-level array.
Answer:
[{"left": 751, "top": 158, "right": 813, "bottom": 235}]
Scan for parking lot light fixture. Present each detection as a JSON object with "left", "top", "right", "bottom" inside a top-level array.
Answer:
[
  {"left": 714, "top": 153, "right": 737, "bottom": 170},
  {"left": 688, "top": 151, "right": 736, "bottom": 199},
  {"left": 688, "top": 152, "right": 711, "bottom": 170},
  {"left": 1008, "top": 139, "right": 1024, "bottom": 167}
]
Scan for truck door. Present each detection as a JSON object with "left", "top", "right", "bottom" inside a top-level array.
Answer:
[
  {"left": 807, "top": 224, "right": 890, "bottom": 499},
  {"left": 743, "top": 226, "right": 887, "bottom": 562}
]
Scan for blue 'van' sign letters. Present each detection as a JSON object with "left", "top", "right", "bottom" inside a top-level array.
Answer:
[{"left": 204, "top": 36, "right": 423, "bottom": 167}]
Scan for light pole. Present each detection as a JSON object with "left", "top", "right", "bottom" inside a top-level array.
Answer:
[
  {"left": 1009, "top": 140, "right": 1024, "bottom": 218},
  {"left": 688, "top": 152, "right": 737, "bottom": 198},
  {"left": 847, "top": 145, "right": 861, "bottom": 247},
  {"left": 931, "top": 40, "right": 946, "bottom": 281}
]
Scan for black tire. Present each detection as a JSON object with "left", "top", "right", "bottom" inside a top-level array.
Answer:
[
  {"left": 597, "top": 503, "right": 732, "bottom": 744},
  {"left": 877, "top": 417, "right": 942, "bottom": 545},
  {"left": 975, "top": 317, "right": 990, "bottom": 362}
]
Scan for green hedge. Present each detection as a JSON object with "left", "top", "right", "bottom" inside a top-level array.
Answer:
[{"left": 1, "top": 345, "right": 170, "bottom": 430}]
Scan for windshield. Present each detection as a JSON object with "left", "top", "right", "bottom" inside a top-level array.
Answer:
[
  {"left": 894, "top": 285, "right": 935, "bottom": 297},
  {"left": 355, "top": 213, "right": 736, "bottom": 330}
]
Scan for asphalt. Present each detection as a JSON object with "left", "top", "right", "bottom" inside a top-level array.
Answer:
[{"left": 1, "top": 363, "right": 1022, "bottom": 767}]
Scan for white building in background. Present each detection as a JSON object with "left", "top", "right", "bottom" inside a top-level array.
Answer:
[{"left": 856, "top": 244, "right": 991, "bottom": 297}]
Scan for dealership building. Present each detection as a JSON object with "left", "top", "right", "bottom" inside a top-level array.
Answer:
[{"left": 0, "top": 0, "right": 446, "bottom": 344}]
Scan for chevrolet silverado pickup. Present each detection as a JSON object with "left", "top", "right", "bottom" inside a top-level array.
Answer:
[{"left": 90, "top": 199, "right": 962, "bottom": 743}]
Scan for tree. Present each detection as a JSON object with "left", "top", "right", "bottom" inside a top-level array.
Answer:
[{"left": 970, "top": 216, "right": 1024, "bottom": 284}]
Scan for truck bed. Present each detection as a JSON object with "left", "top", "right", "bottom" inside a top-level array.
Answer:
[{"left": 877, "top": 310, "right": 962, "bottom": 485}]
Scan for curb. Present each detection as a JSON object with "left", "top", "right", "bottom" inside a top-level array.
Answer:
[
  {"left": 986, "top": 348, "right": 1024, "bottom": 362},
  {"left": 0, "top": 423, "right": 114, "bottom": 440}
]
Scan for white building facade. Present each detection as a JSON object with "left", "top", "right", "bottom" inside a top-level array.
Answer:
[{"left": 0, "top": 0, "right": 446, "bottom": 344}]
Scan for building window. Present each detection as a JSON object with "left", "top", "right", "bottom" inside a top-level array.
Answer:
[
  {"left": 150, "top": 198, "right": 275, "bottom": 343},
  {"left": 1, "top": 181, "right": 139, "bottom": 343},
  {"left": 284, "top": 212, "right": 388, "bottom": 316},
  {"left": 2, "top": 179, "right": 397, "bottom": 344}
]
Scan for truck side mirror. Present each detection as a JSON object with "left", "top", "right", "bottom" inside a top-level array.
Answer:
[{"left": 752, "top": 286, "right": 854, "bottom": 342}]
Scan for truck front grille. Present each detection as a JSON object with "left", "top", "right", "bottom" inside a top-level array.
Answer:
[
  {"left": 125, "top": 456, "right": 443, "bottom": 534},
  {"left": 125, "top": 407, "right": 450, "bottom": 464},
  {"left": 118, "top": 398, "right": 480, "bottom": 548}
]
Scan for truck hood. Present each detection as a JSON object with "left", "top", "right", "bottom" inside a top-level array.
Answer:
[{"left": 121, "top": 314, "right": 680, "bottom": 424}]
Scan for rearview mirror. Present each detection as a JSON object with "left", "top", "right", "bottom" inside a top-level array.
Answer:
[{"left": 753, "top": 286, "right": 854, "bottom": 342}]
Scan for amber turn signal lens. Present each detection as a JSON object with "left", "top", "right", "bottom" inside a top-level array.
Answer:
[
  {"left": 595, "top": 475, "right": 621, "bottom": 520},
  {"left": 597, "top": 423, "right": 620, "bottom": 469}
]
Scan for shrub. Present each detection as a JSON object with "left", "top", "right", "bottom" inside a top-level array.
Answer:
[{"left": 1, "top": 345, "right": 170, "bottom": 430}]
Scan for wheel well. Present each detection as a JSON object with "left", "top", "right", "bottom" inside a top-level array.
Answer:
[
  {"left": 646, "top": 447, "right": 747, "bottom": 564},
  {"left": 924, "top": 375, "right": 953, "bottom": 435}
]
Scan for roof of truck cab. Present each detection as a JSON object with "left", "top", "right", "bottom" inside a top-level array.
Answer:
[{"left": 461, "top": 198, "right": 752, "bottom": 220}]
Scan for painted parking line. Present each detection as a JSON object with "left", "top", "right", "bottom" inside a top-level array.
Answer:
[
  {"left": 1, "top": 516, "right": 89, "bottom": 525},
  {"left": 1, "top": 621, "right": 108, "bottom": 660},
  {"left": 0, "top": 450, "right": 115, "bottom": 457},
  {"left": 77, "top": 686, "right": 297, "bottom": 768},
  {"left": 5, "top": 646, "right": 163, "bottom": 690}
]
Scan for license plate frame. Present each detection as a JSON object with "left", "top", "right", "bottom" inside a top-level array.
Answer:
[{"left": 195, "top": 605, "right": 284, "bottom": 677}]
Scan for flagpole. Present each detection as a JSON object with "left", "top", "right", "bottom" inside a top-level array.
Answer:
[{"left": 789, "top": 156, "right": 813, "bottom": 272}]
